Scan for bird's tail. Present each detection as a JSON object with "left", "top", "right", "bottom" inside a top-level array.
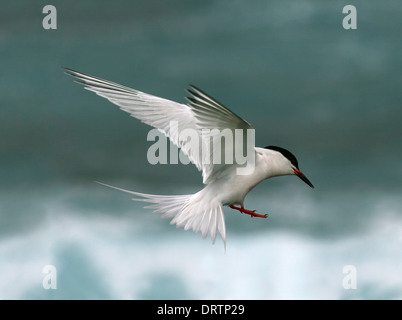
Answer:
[{"left": 97, "top": 182, "right": 226, "bottom": 247}]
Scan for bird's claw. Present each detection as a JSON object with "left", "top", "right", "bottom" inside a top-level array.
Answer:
[{"left": 250, "top": 213, "right": 268, "bottom": 218}]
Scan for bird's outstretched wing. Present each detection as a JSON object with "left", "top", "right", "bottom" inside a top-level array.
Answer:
[{"left": 64, "top": 68, "right": 254, "bottom": 183}]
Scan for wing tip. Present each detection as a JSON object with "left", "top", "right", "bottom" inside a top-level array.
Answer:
[{"left": 62, "top": 66, "right": 78, "bottom": 76}]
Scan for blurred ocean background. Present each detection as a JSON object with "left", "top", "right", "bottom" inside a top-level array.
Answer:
[{"left": 0, "top": 0, "right": 401, "bottom": 299}]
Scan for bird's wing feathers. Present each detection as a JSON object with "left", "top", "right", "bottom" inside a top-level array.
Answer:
[
  {"left": 64, "top": 68, "right": 254, "bottom": 183},
  {"left": 186, "top": 85, "right": 253, "bottom": 131},
  {"left": 186, "top": 85, "right": 255, "bottom": 183},
  {"left": 64, "top": 68, "right": 204, "bottom": 172}
]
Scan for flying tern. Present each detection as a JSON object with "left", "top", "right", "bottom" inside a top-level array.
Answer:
[{"left": 64, "top": 67, "right": 314, "bottom": 247}]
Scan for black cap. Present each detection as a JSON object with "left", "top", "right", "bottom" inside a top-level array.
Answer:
[{"left": 264, "top": 146, "right": 299, "bottom": 169}]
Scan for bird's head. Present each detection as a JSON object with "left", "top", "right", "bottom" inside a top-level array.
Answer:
[{"left": 264, "top": 146, "right": 314, "bottom": 188}]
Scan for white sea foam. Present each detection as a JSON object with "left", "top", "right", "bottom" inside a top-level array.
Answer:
[{"left": 0, "top": 190, "right": 400, "bottom": 299}]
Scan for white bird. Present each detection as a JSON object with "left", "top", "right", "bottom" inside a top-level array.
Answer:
[{"left": 64, "top": 67, "right": 314, "bottom": 248}]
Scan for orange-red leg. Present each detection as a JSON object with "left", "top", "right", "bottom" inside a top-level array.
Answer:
[{"left": 230, "top": 205, "right": 268, "bottom": 218}]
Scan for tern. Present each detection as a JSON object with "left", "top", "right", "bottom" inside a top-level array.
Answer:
[{"left": 64, "top": 68, "right": 314, "bottom": 247}]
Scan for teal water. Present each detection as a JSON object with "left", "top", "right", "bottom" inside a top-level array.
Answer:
[{"left": 0, "top": 0, "right": 401, "bottom": 299}]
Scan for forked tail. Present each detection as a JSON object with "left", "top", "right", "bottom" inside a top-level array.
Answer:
[{"left": 97, "top": 182, "right": 226, "bottom": 247}]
